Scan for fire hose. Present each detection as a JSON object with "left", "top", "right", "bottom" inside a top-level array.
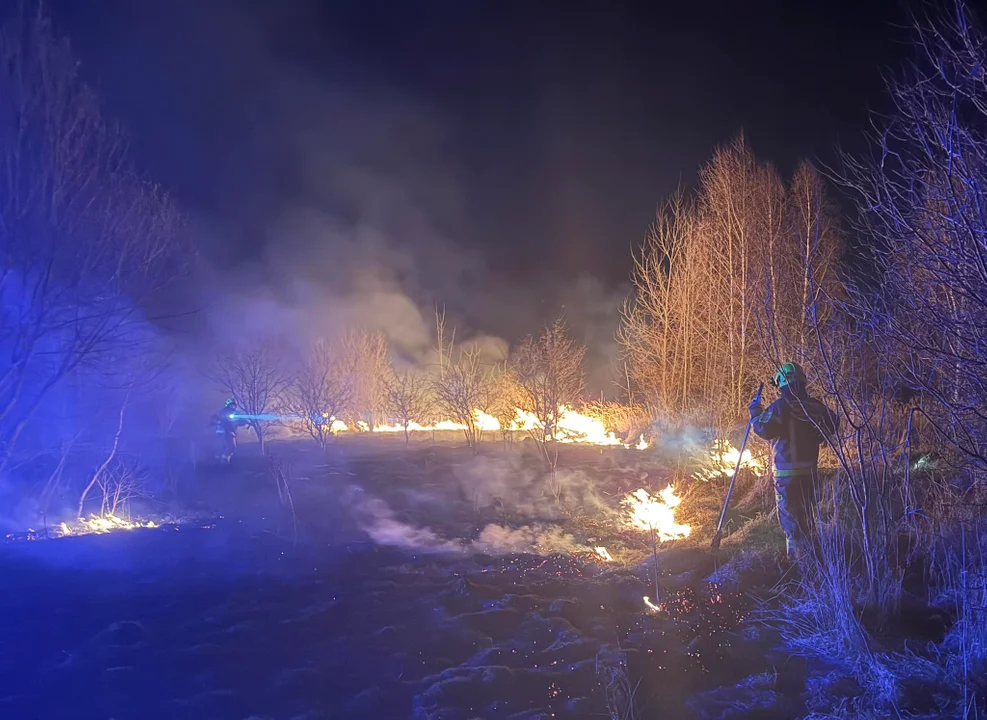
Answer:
[{"left": 710, "top": 382, "right": 762, "bottom": 552}]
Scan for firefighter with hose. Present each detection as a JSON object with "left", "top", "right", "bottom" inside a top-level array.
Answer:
[
  {"left": 749, "top": 362, "right": 839, "bottom": 560},
  {"left": 211, "top": 398, "right": 245, "bottom": 464}
]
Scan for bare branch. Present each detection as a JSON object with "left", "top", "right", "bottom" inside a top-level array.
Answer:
[
  {"left": 208, "top": 341, "right": 290, "bottom": 454},
  {"left": 291, "top": 338, "right": 355, "bottom": 450}
]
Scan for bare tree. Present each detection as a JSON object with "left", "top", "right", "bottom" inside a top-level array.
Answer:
[
  {"left": 618, "top": 192, "right": 694, "bottom": 418},
  {"left": 699, "top": 137, "right": 772, "bottom": 418},
  {"left": 428, "top": 309, "right": 495, "bottom": 447},
  {"left": 344, "top": 329, "right": 390, "bottom": 428},
  {"left": 433, "top": 347, "right": 492, "bottom": 448},
  {"left": 619, "top": 142, "right": 845, "bottom": 433},
  {"left": 488, "top": 363, "right": 525, "bottom": 446},
  {"left": 77, "top": 386, "right": 131, "bottom": 517},
  {"left": 383, "top": 368, "right": 433, "bottom": 445},
  {"left": 210, "top": 342, "right": 290, "bottom": 454},
  {"left": 435, "top": 306, "right": 452, "bottom": 378},
  {"left": 511, "top": 318, "right": 586, "bottom": 478},
  {"left": 0, "top": 9, "right": 187, "bottom": 471},
  {"left": 823, "top": 4, "right": 987, "bottom": 705},
  {"left": 839, "top": 2, "right": 987, "bottom": 470},
  {"left": 783, "top": 163, "right": 843, "bottom": 354},
  {"left": 292, "top": 339, "right": 355, "bottom": 450},
  {"left": 830, "top": 0, "right": 987, "bottom": 618},
  {"left": 74, "top": 348, "right": 169, "bottom": 518},
  {"left": 619, "top": 141, "right": 782, "bottom": 427},
  {"left": 95, "top": 458, "right": 146, "bottom": 517}
]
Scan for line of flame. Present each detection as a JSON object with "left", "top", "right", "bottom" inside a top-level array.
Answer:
[
  {"left": 59, "top": 515, "right": 159, "bottom": 536},
  {"left": 319, "top": 406, "right": 649, "bottom": 448}
]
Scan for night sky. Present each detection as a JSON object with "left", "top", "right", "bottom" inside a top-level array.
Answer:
[{"left": 44, "top": 0, "right": 922, "bottom": 353}]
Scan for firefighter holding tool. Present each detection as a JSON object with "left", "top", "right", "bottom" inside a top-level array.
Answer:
[{"left": 749, "top": 362, "right": 839, "bottom": 560}]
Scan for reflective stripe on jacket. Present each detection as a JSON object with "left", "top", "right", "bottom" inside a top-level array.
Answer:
[
  {"left": 774, "top": 461, "right": 816, "bottom": 478},
  {"left": 750, "top": 387, "right": 838, "bottom": 479}
]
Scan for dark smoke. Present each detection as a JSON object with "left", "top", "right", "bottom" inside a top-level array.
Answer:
[{"left": 52, "top": 0, "right": 630, "bottom": 393}]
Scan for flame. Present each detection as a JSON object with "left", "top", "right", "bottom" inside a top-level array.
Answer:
[
  {"left": 622, "top": 485, "right": 692, "bottom": 541},
  {"left": 509, "top": 408, "right": 542, "bottom": 432},
  {"left": 371, "top": 420, "right": 432, "bottom": 433},
  {"left": 59, "top": 514, "right": 159, "bottom": 536},
  {"left": 643, "top": 596, "right": 661, "bottom": 613},
  {"left": 369, "top": 418, "right": 470, "bottom": 433},
  {"left": 555, "top": 406, "right": 625, "bottom": 446},
  {"left": 334, "top": 405, "right": 644, "bottom": 448},
  {"left": 316, "top": 413, "right": 349, "bottom": 434},
  {"left": 329, "top": 417, "right": 348, "bottom": 434},
  {"left": 594, "top": 546, "right": 613, "bottom": 562},
  {"left": 474, "top": 410, "right": 501, "bottom": 432},
  {"left": 694, "top": 439, "right": 763, "bottom": 480}
]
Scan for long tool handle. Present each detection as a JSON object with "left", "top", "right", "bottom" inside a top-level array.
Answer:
[
  {"left": 714, "top": 419, "right": 754, "bottom": 536},
  {"left": 712, "top": 383, "right": 763, "bottom": 544}
]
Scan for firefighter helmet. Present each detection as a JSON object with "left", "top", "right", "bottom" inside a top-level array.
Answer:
[{"left": 772, "top": 362, "right": 806, "bottom": 390}]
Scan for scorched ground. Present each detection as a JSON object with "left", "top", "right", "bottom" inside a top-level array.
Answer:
[{"left": 0, "top": 437, "right": 801, "bottom": 720}]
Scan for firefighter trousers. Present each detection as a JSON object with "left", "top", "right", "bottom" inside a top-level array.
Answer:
[{"left": 774, "top": 470, "right": 818, "bottom": 559}]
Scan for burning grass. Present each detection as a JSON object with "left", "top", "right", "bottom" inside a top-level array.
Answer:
[
  {"left": 59, "top": 514, "right": 160, "bottom": 536},
  {"left": 4, "top": 514, "right": 166, "bottom": 543},
  {"left": 692, "top": 439, "right": 765, "bottom": 482},
  {"left": 622, "top": 486, "right": 691, "bottom": 542}
]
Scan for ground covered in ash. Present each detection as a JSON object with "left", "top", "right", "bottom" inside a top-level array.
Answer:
[{"left": 0, "top": 437, "right": 810, "bottom": 720}]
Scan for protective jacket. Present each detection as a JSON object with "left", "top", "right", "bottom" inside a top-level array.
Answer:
[
  {"left": 750, "top": 387, "right": 838, "bottom": 477},
  {"left": 212, "top": 405, "right": 239, "bottom": 436}
]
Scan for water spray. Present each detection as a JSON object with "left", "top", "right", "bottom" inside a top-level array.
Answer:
[{"left": 230, "top": 412, "right": 303, "bottom": 422}]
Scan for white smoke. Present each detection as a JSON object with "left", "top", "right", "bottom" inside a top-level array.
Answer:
[
  {"left": 345, "top": 487, "right": 463, "bottom": 554},
  {"left": 472, "top": 523, "right": 588, "bottom": 556}
]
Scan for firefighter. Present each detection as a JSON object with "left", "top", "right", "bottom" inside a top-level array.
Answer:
[
  {"left": 211, "top": 398, "right": 243, "bottom": 464},
  {"left": 749, "top": 362, "right": 839, "bottom": 560}
]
